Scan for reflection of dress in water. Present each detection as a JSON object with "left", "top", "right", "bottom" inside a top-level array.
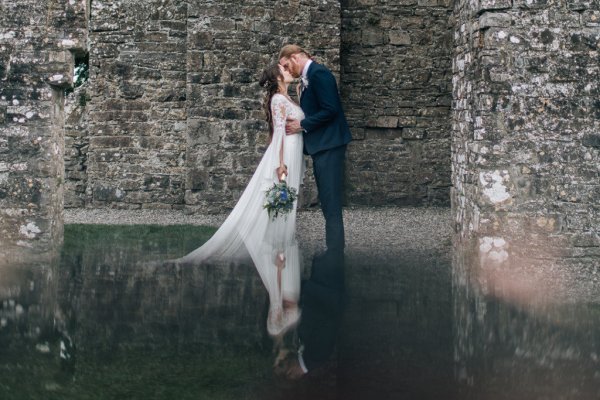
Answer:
[{"left": 179, "top": 94, "right": 305, "bottom": 336}]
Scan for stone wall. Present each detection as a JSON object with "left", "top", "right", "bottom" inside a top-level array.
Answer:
[
  {"left": 184, "top": 0, "right": 339, "bottom": 213},
  {"left": 86, "top": 0, "right": 188, "bottom": 209},
  {"left": 452, "top": 0, "right": 600, "bottom": 266},
  {"left": 77, "top": 0, "right": 339, "bottom": 211},
  {"left": 341, "top": 0, "right": 454, "bottom": 206},
  {"left": 64, "top": 84, "right": 90, "bottom": 208},
  {"left": 0, "top": 0, "right": 87, "bottom": 264},
  {"left": 5, "top": 0, "right": 598, "bottom": 230},
  {"left": 64, "top": 0, "right": 453, "bottom": 211},
  {"left": 452, "top": 0, "right": 600, "bottom": 388}
]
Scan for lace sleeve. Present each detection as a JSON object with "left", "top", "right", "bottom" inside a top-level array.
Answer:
[
  {"left": 271, "top": 95, "right": 287, "bottom": 142},
  {"left": 270, "top": 95, "right": 287, "bottom": 165}
]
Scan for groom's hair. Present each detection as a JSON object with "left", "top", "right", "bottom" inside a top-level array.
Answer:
[{"left": 279, "top": 44, "right": 311, "bottom": 60}]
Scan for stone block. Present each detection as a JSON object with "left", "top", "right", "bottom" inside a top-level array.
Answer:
[
  {"left": 566, "top": 0, "right": 597, "bottom": 11},
  {"left": 93, "top": 185, "right": 126, "bottom": 202},
  {"left": 513, "top": 0, "right": 557, "bottom": 8},
  {"left": 366, "top": 116, "right": 399, "bottom": 128},
  {"left": 362, "top": 28, "right": 385, "bottom": 46},
  {"left": 143, "top": 174, "right": 171, "bottom": 191},
  {"left": 64, "top": 191, "right": 85, "bottom": 208},
  {"left": 118, "top": 83, "right": 145, "bottom": 100},
  {"left": 364, "top": 128, "right": 404, "bottom": 140},
  {"left": 478, "top": 0, "right": 512, "bottom": 11},
  {"left": 402, "top": 128, "right": 426, "bottom": 140},
  {"left": 189, "top": 32, "right": 214, "bottom": 50},
  {"left": 582, "top": 10, "right": 600, "bottom": 26},
  {"left": 90, "top": 136, "right": 134, "bottom": 149},
  {"left": 161, "top": 21, "right": 186, "bottom": 32},
  {"left": 479, "top": 12, "right": 512, "bottom": 29},
  {"left": 571, "top": 232, "right": 600, "bottom": 247},
  {"left": 389, "top": 30, "right": 412, "bottom": 45}
]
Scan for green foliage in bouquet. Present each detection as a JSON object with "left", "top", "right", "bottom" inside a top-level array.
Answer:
[{"left": 264, "top": 180, "right": 298, "bottom": 220}]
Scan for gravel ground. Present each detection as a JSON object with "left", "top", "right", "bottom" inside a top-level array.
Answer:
[
  {"left": 65, "top": 208, "right": 228, "bottom": 227},
  {"left": 65, "top": 206, "right": 453, "bottom": 256}
]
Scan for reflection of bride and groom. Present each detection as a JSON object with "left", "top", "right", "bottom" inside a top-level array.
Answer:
[{"left": 177, "top": 44, "right": 352, "bottom": 379}]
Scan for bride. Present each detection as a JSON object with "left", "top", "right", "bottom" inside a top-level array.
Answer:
[{"left": 178, "top": 63, "right": 305, "bottom": 337}]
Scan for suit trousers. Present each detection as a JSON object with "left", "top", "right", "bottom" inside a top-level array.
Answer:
[{"left": 311, "top": 145, "right": 346, "bottom": 253}]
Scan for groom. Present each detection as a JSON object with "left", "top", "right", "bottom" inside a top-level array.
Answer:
[{"left": 279, "top": 44, "right": 352, "bottom": 257}]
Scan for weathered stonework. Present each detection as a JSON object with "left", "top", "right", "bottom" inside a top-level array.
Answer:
[
  {"left": 452, "top": 0, "right": 600, "bottom": 391},
  {"left": 3, "top": 1, "right": 599, "bottom": 274},
  {"left": 184, "top": 0, "right": 339, "bottom": 213},
  {"left": 341, "top": 0, "right": 454, "bottom": 206},
  {"left": 0, "top": 0, "right": 87, "bottom": 265},
  {"left": 64, "top": 84, "right": 90, "bottom": 208},
  {"left": 74, "top": 0, "right": 338, "bottom": 212},
  {"left": 62, "top": 0, "right": 452, "bottom": 211},
  {"left": 86, "top": 0, "right": 188, "bottom": 209},
  {"left": 452, "top": 0, "right": 600, "bottom": 264}
]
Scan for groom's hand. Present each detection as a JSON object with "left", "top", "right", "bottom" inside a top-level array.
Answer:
[{"left": 285, "top": 118, "right": 302, "bottom": 135}]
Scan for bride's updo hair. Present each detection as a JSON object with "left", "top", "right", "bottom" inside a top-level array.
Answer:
[{"left": 259, "top": 63, "right": 282, "bottom": 143}]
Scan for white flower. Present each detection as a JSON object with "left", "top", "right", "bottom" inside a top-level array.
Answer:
[{"left": 301, "top": 76, "right": 309, "bottom": 88}]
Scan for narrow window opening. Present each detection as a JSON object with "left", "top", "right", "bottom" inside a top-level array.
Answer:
[
  {"left": 64, "top": 52, "right": 89, "bottom": 100},
  {"left": 73, "top": 52, "right": 89, "bottom": 90}
]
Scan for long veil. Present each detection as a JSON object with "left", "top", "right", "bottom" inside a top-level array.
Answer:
[
  {"left": 179, "top": 94, "right": 304, "bottom": 266},
  {"left": 177, "top": 94, "right": 304, "bottom": 337},
  {"left": 178, "top": 128, "right": 286, "bottom": 264}
]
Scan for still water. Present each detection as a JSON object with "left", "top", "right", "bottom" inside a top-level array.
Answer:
[{"left": 0, "top": 224, "right": 598, "bottom": 399}]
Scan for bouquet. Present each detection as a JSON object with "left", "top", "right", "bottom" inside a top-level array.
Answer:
[{"left": 264, "top": 179, "right": 298, "bottom": 220}]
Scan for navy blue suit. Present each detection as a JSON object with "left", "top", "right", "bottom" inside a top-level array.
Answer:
[{"left": 300, "top": 62, "right": 352, "bottom": 253}]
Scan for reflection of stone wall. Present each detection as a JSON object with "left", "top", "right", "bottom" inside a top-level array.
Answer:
[
  {"left": 453, "top": 247, "right": 600, "bottom": 398},
  {"left": 340, "top": 251, "right": 455, "bottom": 398},
  {"left": 57, "top": 256, "right": 269, "bottom": 350},
  {"left": 0, "top": 262, "right": 58, "bottom": 349},
  {"left": 341, "top": 0, "right": 453, "bottom": 206},
  {"left": 0, "top": 0, "right": 87, "bottom": 264},
  {"left": 452, "top": 0, "right": 600, "bottom": 267}
]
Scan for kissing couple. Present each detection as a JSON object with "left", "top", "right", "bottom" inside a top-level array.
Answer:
[{"left": 178, "top": 44, "right": 352, "bottom": 378}]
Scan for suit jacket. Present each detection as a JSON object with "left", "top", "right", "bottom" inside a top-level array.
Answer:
[{"left": 300, "top": 62, "right": 352, "bottom": 156}]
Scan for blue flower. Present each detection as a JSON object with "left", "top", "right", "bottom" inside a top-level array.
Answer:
[{"left": 264, "top": 181, "right": 297, "bottom": 220}]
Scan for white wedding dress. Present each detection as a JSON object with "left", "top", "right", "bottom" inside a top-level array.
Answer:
[{"left": 179, "top": 93, "right": 305, "bottom": 336}]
